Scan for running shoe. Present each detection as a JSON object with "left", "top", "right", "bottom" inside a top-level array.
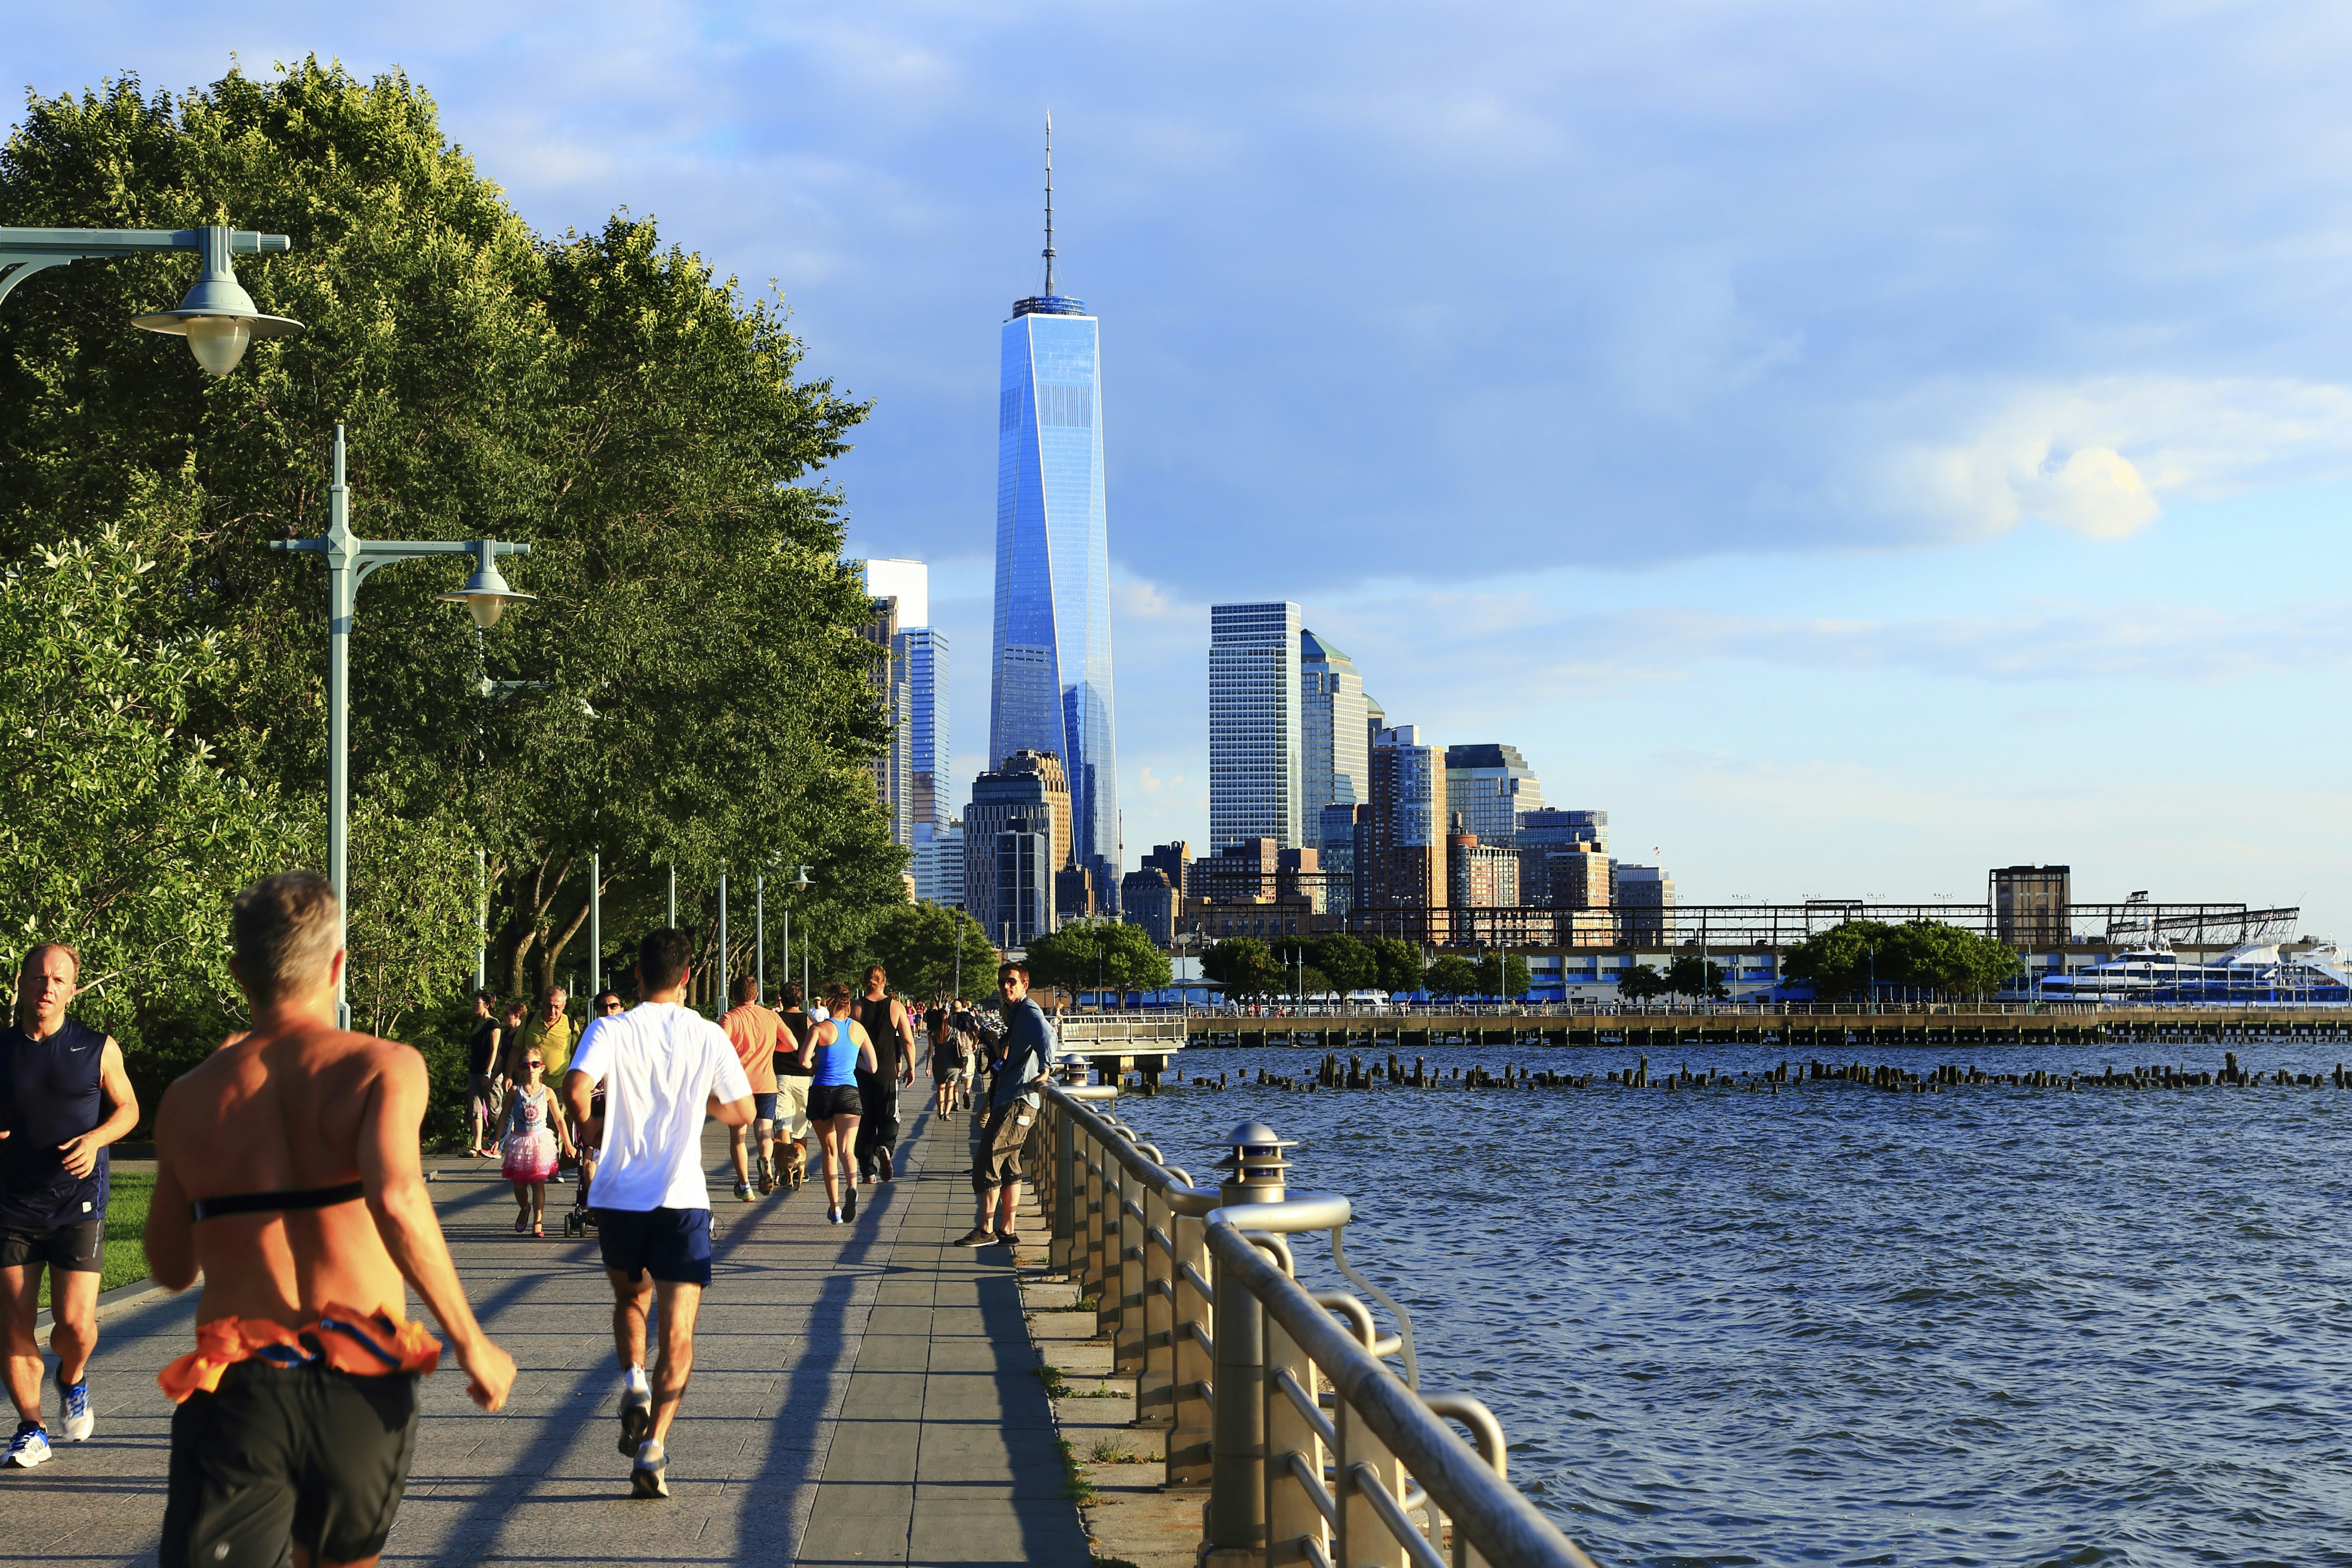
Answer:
[
  {"left": 59, "top": 1374, "right": 91, "bottom": 1442},
  {"left": 734, "top": 1183, "right": 754, "bottom": 1203},
  {"left": 5, "top": 1421, "right": 50, "bottom": 1468},
  {"left": 993, "top": 1227, "right": 1019, "bottom": 1248},
  {"left": 951, "top": 1227, "right": 996, "bottom": 1247},
  {"left": 878, "top": 1148, "right": 894, "bottom": 1182},
  {"left": 827, "top": 1204, "right": 842, "bottom": 1224},
  {"left": 618, "top": 1384, "right": 652, "bottom": 1456},
  {"left": 842, "top": 1187, "right": 856, "bottom": 1221},
  {"left": 630, "top": 1437, "right": 668, "bottom": 1498}
]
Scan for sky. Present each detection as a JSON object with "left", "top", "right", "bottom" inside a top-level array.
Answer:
[{"left": 15, "top": 2, "right": 2352, "bottom": 936}]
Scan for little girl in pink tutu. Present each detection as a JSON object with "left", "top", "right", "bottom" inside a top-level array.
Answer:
[{"left": 501, "top": 1050, "right": 575, "bottom": 1237}]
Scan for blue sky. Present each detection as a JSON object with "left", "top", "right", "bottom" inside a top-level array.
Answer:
[{"left": 17, "top": 2, "right": 2352, "bottom": 934}]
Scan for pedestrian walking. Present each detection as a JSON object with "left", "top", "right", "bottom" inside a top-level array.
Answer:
[
  {"left": 719, "top": 975, "right": 785, "bottom": 1200},
  {"left": 500, "top": 1050, "right": 573, "bottom": 1237},
  {"left": 464, "top": 991, "right": 505, "bottom": 1159},
  {"left": 852, "top": 966, "right": 916, "bottom": 1184},
  {"left": 145, "top": 872, "right": 514, "bottom": 1566},
  {"left": 772, "top": 984, "right": 814, "bottom": 1190},
  {"left": 1, "top": 942, "right": 140, "bottom": 1468},
  {"left": 800, "top": 983, "right": 876, "bottom": 1225},
  {"left": 576, "top": 991, "right": 626, "bottom": 1208},
  {"left": 562, "top": 928, "right": 754, "bottom": 1498},
  {"left": 930, "top": 1002, "right": 969, "bottom": 1117},
  {"left": 511, "top": 987, "right": 577, "bottom": 1183},
  {"left": 954, "top": 963, "right": 1058, "bottom": 1249}
]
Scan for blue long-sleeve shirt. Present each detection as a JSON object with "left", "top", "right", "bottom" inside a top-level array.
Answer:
[{"left": 992, "top": 999, "right": 1055, "bottom": 1108}]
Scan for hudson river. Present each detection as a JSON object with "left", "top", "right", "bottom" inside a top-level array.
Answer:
[{"left": 1125, "top": 1039, "right": 2352, "bottom": 1567}]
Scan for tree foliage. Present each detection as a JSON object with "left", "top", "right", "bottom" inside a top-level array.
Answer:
[
  {"left": 858, "top": 902, "right": 1001, "bottom": 1003},
  {"left": 0, "top": 64, "right": 901, "bottom": 1063},
  {"left": 1423, "top": 955, "right": 1481, "bottom": 998},
  {"left": 1780, "top": 919, "right": 2022, "bottom": 1000},
  {"left": 1475, "top": 950, "right": 1532, "bottom": 998},
  {"left": 1202, "top": 937, "right": 1286, "bottom": 999},
  {"left": 1026, "top": 921, "right": 1172, "bottom": 1000},
  {"left": 1616, "top": 963, "right": 1668, "bottom": 1001},
  {"left": 1663, "top": 955, "right": 1728, "bottom": 1000}
]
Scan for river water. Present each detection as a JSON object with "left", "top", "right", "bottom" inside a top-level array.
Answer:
[{"left": 1117, "top": 1039, "right": 2352, "bottom": 1568}]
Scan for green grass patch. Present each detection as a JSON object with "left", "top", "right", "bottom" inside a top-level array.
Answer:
[
  {"left": 36, "top": 1172, "right": 154, "bottom": 1310},
  {"left": 1055, "top": 1436, "right": 1098, "bottom": 1505}
]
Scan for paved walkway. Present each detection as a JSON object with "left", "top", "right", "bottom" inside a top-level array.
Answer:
[{"left": 0, "top": 1103, "right": 1088, "bottom": 1567}]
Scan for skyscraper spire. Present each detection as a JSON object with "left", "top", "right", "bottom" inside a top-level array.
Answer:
[{"left": 1043, "top": 111, "right": 1057, "bottom": 298}]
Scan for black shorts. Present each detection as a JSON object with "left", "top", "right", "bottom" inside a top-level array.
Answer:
[
  {"left": 595, "top": 1205, "right": 712, "bottom": 1287},
  {"left": 974, "top": 1100, "right": 1037, "bottom": 1192},
  {"left": 0, "top": 1217, "right": 103, "bottom": 1274},
  {"left": 160, "top": 1359, "right": 420, "bottom": 1568},
  {"left": 807, "top": 1083, "right": 861, "bottom": 1121}
]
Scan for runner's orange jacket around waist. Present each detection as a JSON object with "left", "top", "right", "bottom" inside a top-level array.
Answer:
[{"left": 158, "top": 1306, "right": 441, "bottom": 1403}]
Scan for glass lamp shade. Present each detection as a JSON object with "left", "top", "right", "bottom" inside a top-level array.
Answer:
[
  {"left": 183, "top": 316, "right": 254, "bottom": 376},
  {"left": 438, "top": 560, "right": 534, "bottom": 629}
]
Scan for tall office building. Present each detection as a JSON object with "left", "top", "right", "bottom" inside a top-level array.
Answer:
[
  {"left": 1364, "top": 695, "right": 1386, "bottom": 760},
  {"left": 1317, "top": 802, "right": 1362, "bottom": 920},
  {"left": 1360, "top": 725, "right": 1448, "bottom": 912},
  {"left": 1300, "top": 629, "right": 1369, "bottom": 820},
  {"left": 1991, "top": 864, "right": 2071, "bottom": 948},
  {"left": 1444, "top": 744, "right": 1544, "bottom": 849},
  {"left": 864, "top": 559, "right": 953, "bottom": 899},
  {"left": 858, "top": 591, "right": 914, "bottom": 848},
  {"left": 1141, "top": 841, "right": 1193, "bottom": 898},
  {"left": 1518, "top": 809, "right": 1611, "bottom": 909},
  {"left": 1209, "top": 602, "right": 1303, "bottom": 849},
  {"left": 1618, "top": 865, "right": 1675, "bottom": 941},
  {"left": 964, "top": 750, "right": 1072, "bottom": 947},
  {"left": 990, "top": 123, "right": 1120, "bottom": 907}
]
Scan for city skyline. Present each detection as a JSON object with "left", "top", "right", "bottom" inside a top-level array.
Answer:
[{"left": 38, "top": 13, "right": 2349, "bottom": 935}]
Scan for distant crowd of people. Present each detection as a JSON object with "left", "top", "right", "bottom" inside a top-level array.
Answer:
[{"left": 0, "top": 870, "right": 1062, "bottom": 1565}]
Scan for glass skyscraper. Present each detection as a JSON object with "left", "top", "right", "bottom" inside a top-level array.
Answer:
[{"left": 990, "top": 140, "right": 1119, "bottom": 904}]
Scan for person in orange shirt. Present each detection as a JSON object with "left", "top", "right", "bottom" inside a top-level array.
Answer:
[
  {"left": 144, "top": 871, "right": 513, "bottom": 1568},
  {"left": 719, "top": 975, "right": 784, "bottom": 1200}
]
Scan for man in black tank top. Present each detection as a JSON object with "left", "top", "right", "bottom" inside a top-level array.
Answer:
[
  {"left": 1, "top": 942, "right": 140, "bottom": 1468},
  {"left": 852, "top": 966, "right": 915, "bottom": 1183}
]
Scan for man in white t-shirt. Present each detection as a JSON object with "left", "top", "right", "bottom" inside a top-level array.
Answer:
[{"left": 564, "top": 927, "right": 754, "bottom": 1500}]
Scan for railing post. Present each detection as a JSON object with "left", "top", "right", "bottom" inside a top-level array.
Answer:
[
  {"left": 1089, "top": 1140, "right": 1116, "bottom": 1334},
  {"left": 1263, "top": 1259, "right": 1328, "bottom": 1567},
  {"left": 1336, "top": 1379, "right": 1409, "bottom": 1568},
  {"left": 1140, "top": 1175, "right": 1177, "bottom": 1426},
  {"left": 1168, "top": 1207, "right": 1215, "bottom": 1486},
  {"left": 1117, "top": 1155, "right": 1148, "bottom": 1374},
  {"left": 1203, "top": 1123, "right": 1295, "bottom": 1568},
  {"left": 1052, "top": 1092, "right": 1080, "bottom": 1275}
]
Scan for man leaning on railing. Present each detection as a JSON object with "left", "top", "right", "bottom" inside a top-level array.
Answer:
[{"left": 953, "top": 962, "right": 1056, "bottom": 1250}]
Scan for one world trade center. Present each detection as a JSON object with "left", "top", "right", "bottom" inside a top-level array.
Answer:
[{"left": 990, "top": 119, "right": 1119, "bottom": 906}]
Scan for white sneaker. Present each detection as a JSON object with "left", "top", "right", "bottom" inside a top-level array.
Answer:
[
  {"left": 618, "top": 1382, "right": 652, "bottom": 1456},
  {"left": 59, "top": 1375, "right": 91, "bottom": 1442},
  {"left": 630, "top": 1437, "right": 669, "bottom": 1498},
  {"left": 5, "top": 1421, "right": 50, "bottom": 1468}
]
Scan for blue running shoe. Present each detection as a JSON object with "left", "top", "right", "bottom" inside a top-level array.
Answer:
[
  {"left": 5, "top": 1420, "right": 50, "bottom": 1468},
  {"left": 59, "top": 1375, "right": 91, "bottom": 1442}
]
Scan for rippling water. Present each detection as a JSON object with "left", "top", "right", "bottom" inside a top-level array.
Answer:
[{"left": 1116, "top": 1039, "right": 2352, "bottom": 1568}]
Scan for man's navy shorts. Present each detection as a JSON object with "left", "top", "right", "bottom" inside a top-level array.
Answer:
[{"left": 594, "top": 1206, "right": 712, "bottom": 1286}]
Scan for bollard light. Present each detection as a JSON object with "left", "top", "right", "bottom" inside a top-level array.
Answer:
[
  {"left": 1213, "top": 1120, "right": 1296, "bottom": 1200},
  {"left": 131, "top": 225, "right": 302, "bottom": 376},
  {"left": 438, "top": 543, "right": 536, "bottom": 629}
]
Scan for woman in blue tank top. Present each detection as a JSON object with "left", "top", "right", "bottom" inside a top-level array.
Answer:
[{"left": 799, "top": 983, "right": 876, "bottom": 1225}]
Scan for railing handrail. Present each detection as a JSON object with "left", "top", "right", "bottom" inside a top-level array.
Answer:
[{"left": 1205, "top": 1221, "right": 1598, "bottom": 1568}]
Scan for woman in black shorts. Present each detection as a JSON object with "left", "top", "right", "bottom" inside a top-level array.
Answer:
[{"left": 800, "top": 981, "right": 877, "bottom": 1225}]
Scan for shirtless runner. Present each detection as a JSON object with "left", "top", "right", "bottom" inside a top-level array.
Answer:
[{"left": 145, "top": 872, "right": 515, "bottom": 1568}]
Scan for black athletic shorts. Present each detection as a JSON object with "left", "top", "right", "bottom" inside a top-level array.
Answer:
[
  {"left": 595, "top": 1205, "right": 712, "bottom": 1287},
  {"left": 807, "top": 1083, "right": 861, "bottom": 1121},
  {"left": 0, "top": 1217, "right": 103, "bottom": 1273},
  {"left": 160, "top": 1359, "right": 420, "bottom": 1568},
  {"left": 973, "top": 1100, "right": 1037, "bottom": 1193}
]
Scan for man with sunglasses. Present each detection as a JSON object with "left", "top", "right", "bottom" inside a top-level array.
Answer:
[
  {"left": 571, "top": 992, "right": 625, "bottom": 1211},
  {"left": 953, "top": 963, "right": 1056, "bottom": 1249}
]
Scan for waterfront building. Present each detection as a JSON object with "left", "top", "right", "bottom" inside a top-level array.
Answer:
[
  {"left": 1517, "top": 810, "right": 1612, "bottom": 909},
  {"left": 1617, "top": 865, "right": 1675, "bottom": 941},
  {"left": 1193, "top": 839, "right": 1335, "bottom": 913},
  {"left": 1359, "top": 725, "right": 1448, "bottom": 914},
  {"left": 1209, "top": 602, "right": 1303, "bottom": 849},
  {"left": 1120, "top": 868, "right": 1178, "bottom": 946},
  {"left": 964, "top": 750, "right": 1071, "bottom": 945},
  {"left": 1141, "top": 841, "right": 1192, "bottom": 898},
  {"left": 862, "top": 559, "right": 951, "bottom": 880},
  {"left": 1447, "top": 816, "right": 1519, "bottom": 908},
  {"left": 1991, "top": 864, "right": 2072, "bottom": 948},
  {"left": 1444, "top": 744, "right": 1544, "bottom": 849},
  {"left": 917, "top": 816, "right": 964, "bottom": 909},
  {"left": 1364, "top": 695, "right": 1386, "bottom": 762},
  {"left": 990, "top": 128, "right": 1120, "bottom": 905},
  {"left": 1055, "top": 864, "right": 1098, "bottom": 923},
  {"left": 858, "top": 591, "right": 914, "bottom": 847},
  {"left": 1300, "top": 628, "right": 1369, "bottom": 819}
]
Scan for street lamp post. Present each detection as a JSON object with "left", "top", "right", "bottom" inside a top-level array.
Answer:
[
  {"left": 790, "top": 866, "right": 815, "bottom": 1002},
  {"left": 273, "top": 425, "right": 534, "bottom": 1027},
  {"left": 0, "top": 224, "right": 303, "bottom": 374}
]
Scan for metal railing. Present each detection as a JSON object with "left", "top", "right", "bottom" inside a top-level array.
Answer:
[{"left": 1030, "top": 1080, "right": 1598, "bottom": 1568}]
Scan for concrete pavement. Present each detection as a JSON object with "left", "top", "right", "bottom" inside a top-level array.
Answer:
[{"left": 0, "top": 1103, "right": 1089, "bottom": 1567}]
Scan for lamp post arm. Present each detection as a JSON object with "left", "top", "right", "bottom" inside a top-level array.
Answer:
[{"left": 0, "top": 227, "right": 290, "bottom": 307}]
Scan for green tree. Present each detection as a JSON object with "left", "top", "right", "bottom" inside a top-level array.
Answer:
[
  {"left": 1616, "top": 963, "right": 1668, "bottom": 1001},
  {"left": 1202, "top": 937, "right": 1285, "bottom": 1000},
  {"left": 1663, "top": 954, "right": 1728, "bottom": 1000},
  {"left": 859, "top": 902, "right": 1001, "bottom": 1003},
  {"left": 0, "top": 65, "right": 899, "bottom": 1045},
  {"left": 1309, "top": 933, "right": 1375, "bottom": 993},
  {"left": 1475, "top": 950, "right": 1533, "bottom": 998},
  {"left": 1020, "top": 920, "right": 1172, "bottom": 1002},
  {"left": 1365, "top": 936, "right": 1425, "bottom": 997},
  {"left": 1424, "top": 955, "right": 1481, "bottom": 998}
]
